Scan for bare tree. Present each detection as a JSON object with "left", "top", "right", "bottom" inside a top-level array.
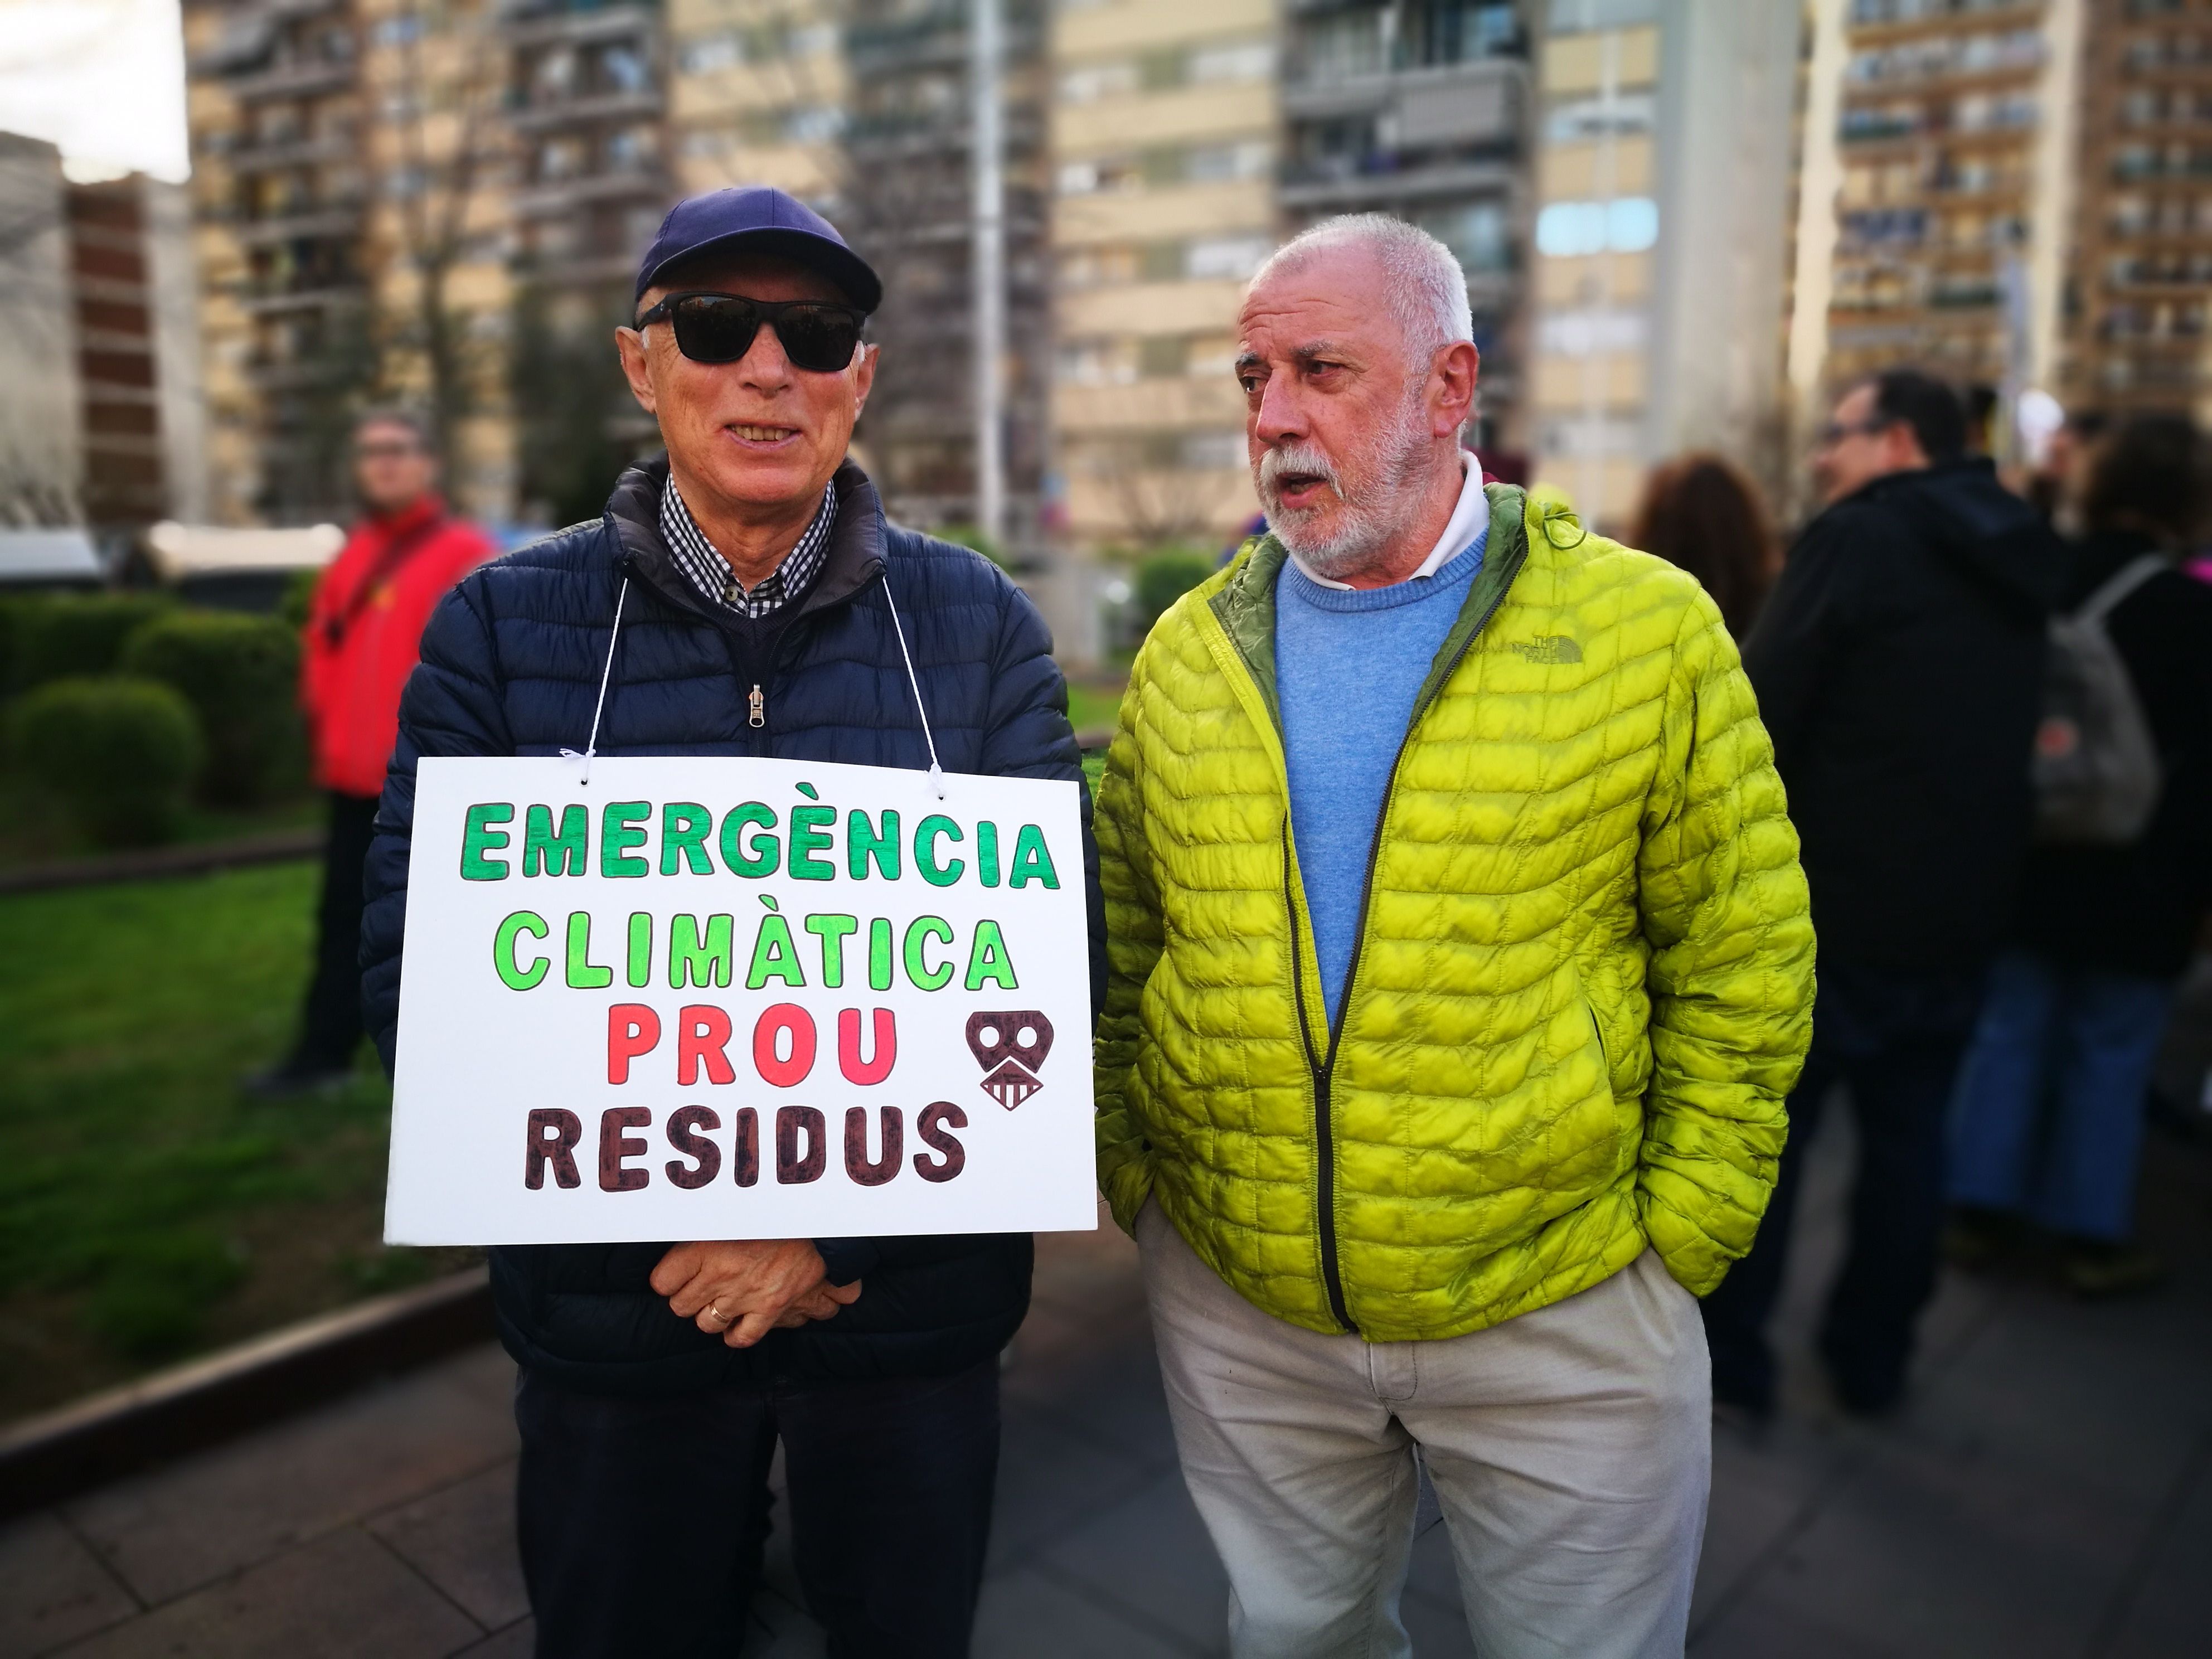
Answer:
[
  {"left": 386, "top": 0, "right": 510, "bottom": 475},
  {"left": 1096, "top": 437, "right": 1235, "bottom": 552}
]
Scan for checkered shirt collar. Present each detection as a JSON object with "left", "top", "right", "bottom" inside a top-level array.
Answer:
[{"left": 659, "top": 477, "right": 838, "bottom": 620}]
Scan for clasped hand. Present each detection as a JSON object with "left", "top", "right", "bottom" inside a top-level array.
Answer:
[{"left": 650, "top": 1239, "right": 862, "bottom": 1348}]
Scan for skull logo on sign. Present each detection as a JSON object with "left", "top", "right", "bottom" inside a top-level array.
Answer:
[{"left": 966, "top": 1011, "right": 1054, "bottom": 1110}]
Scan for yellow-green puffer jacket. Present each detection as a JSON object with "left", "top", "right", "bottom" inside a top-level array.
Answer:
[{"left": 1094, "top": 484, "right": 1815, "bottom": 1341}]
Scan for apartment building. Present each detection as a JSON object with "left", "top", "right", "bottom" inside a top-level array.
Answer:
[
  {"left": 668, "top": 0, "right": 845, "bottom": 204},
  {"left": 1049, "top": 0, "right": 1279, "bottom": 552},
  {"left": 182, "top": 0, "right": 657, "bottom": 525},
  {"left": 1812, "top": 0, "right": 2080, "bottom": 416},
  {"left": 1527, "top": 0, "right": 1798, "bottom": 528},
  {"left": 1279, "top": 1, "right": 1534, "bottom": 460},
  {"left": 2063, "top": 0, "right": 2212, "bottom": 421},
  {"left": 0, "top": 133, "right": 86, "bottom": 529},
  {"left": 184, "top": 0, "right": 370, "bottom": 522},
  {"left": 833, "top": 0, "right": 1050, "bottom": 535},
  {"left": 67, "top": 174, "right": 211, "bottom": 529}
]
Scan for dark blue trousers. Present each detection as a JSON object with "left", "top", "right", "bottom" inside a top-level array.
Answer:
[
  {"left": 1701, "top": 963, "right": 1985, "bottom": 1414},
  {"left": 516, "top": 1357, "right": 1000, "bottom": 1658}
]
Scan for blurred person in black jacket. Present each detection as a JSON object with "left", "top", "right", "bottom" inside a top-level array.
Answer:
[
  {"left": 1700, "top": 370, "right": 2065, "bottom": 1417},
  {"left": 1948, "top": 415, "right": 2212, "bottom": 1297}
]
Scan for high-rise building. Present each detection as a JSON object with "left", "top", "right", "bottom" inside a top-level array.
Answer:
[
  {"left": 1048, "top": 0, "right": 1280, "bottom": 552},
  {"left": 183, "top": 0, "right": 372, "bottom": 523},
  {"left": 1792, "top": 0, "right": 2084, "bottom": 439},
  {"left": 182, "top": 0, "right": 511, "bottom": 524},
  {"left": 834, "top": 0, "right": 1050, "bottom": 538},
  {"left": 0, "top": 136, "right": 207, "bottom": 534},
  {"left": 67, "top": 174, "right": 211, "bottom": 530},
  {"left": 0, "top": 133, "right": 85, "bottom": 529},
  {"left": 2062, "top": 0, "right": 2212, "bottom": 422},
  {"left": 668, "top": 0, "right": 845, "bottom": 205},
  {"left": 1278, "top": 1, "right": 1534, "bottom": 460},
  {"left": 1527, "top": 0, "right": 1800, "bottom": 529}
]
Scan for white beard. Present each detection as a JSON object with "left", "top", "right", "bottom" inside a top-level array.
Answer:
[{"left": 1254, "top": 385, "right": 1435, "bottom": 580}]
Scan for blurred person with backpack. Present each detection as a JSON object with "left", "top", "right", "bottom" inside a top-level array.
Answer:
[
  {"left": 1948, "top": 415, "right": 2212, "bottom": 1295},
  {"left": 1628, "top": 452, "right": 1778, "bottom": 639},
  {"left": 1699, "top": 370, "right": 2066, "bottom": 1417},
  {"left": 246, "top": 411, "right": 493, "bottom": 1097}
]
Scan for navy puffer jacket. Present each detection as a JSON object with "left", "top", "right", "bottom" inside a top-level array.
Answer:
[{"left": 362, "top": 457, "right": 1105, "bottom": 1395}]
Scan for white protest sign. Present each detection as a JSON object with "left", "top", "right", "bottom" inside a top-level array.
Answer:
[{"left": 384, "top": 755, "right": 1095, "bottom": 1244}]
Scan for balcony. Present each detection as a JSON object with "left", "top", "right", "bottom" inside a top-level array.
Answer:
[
  {"left": 225, "top": 134, "right": 357, "bottom": 175},
  {"left": 506, "top": 86, "right": 664, "bottom": 133},
  {"left": 512, "top": 250, "right": 640, "bottom": 288},
  {"left": 241, "top": 355, "right": 352, "bottom": 391},
  {"left": 237, "top": 282, "right": 367, "bottom": 317},
  {"left": 231, "top": 204, "right": 366, "bottom": 245},
  {"left": 221, "top": 55, "right": 357, "bottom": 103},
  {"left": 1279, "top": 153, "right": 1519, "bottom": 212},
  {"left": 1284, "top": 55, "right": 1523, "bottom": 134},
  {"left": 508, "top": 165, "right": 668, "bottom": 217},
  {"left": 499, "top": 2, "right": 657, "bottom": 51}
]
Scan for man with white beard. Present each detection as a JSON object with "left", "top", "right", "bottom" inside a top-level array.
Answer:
[{"left": 1089, "top": 216, "right": 1814, "bottom": 1657}]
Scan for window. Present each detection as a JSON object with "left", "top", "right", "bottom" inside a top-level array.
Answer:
[
  {"left": 1182, "top": 431, "right": 1243, "bottom": 470},
  {"left": 601, "top": 45, "right": 649, "bottom": 94},
  {"left": 1535, "top": 197, "right": 1657, "bottom": 257},
  {"left": 1056, "top": 154, "right": 1143, "bottom": 195},
  {"left": 1185, "top": 233, "right": 1272, "bottom": 280},
  {"left": 1059, "top": 245, "right": 1139, "bottom": 288},
  {"left": 1418, "top": 202, "right": 1509, "bottom": 273},
  {"left": 679, "top": 34, "right": 740, "bottom": 75},
  {"left": 1183, "top": 140, "right": 1270, "bottom": 183},
  {"left": 786, "top": 105, "right": 845, "bottom": 143},
  {"left": 1537, "top": 309, "right": 1646, "bottom": 357},
  {"left": 1059, "top": 59, "right": 1138, "bottom": 103},
  {"left": 1056, "top": 338, "right": 1137, "bottom": 386},
  {"left": 1188, "top": 40, "right": 1274, "bottom": 84},
  {"left": 1303, "top": 9, "right": 1386, "bottom": 81},
  {"left": 1138, "top": 336, "right": 1189, "bottom": 378}
]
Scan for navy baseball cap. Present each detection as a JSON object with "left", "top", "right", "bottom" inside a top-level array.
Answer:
[{"left": 634, "top": 186, "right": 882, "bottom": 314}]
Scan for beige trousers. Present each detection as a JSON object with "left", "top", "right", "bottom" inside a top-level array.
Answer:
[{"left": 1137, "top": 1201, "right": 1710, "bottom": 1659}]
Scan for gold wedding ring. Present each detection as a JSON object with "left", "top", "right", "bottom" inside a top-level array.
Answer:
[{"left": 707, "top": 1302, "right": 727, "bottom": 1327}]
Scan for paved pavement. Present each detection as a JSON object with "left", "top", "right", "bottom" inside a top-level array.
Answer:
[{"left": 4, "top": 1107, "right": 2209, "bottom": 1658}]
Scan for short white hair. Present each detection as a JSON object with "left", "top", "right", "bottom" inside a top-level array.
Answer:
[{"left": 1250, "top": 214, "right": 1473, "bottom": 358}]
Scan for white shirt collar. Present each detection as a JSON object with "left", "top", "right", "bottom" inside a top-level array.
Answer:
[{"left": 1284, "top": 452, "right": 1488, "bottom": 591}]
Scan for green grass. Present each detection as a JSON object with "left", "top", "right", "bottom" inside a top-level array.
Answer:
[
  {"left": 1065, "top": 679, "right": 1127, "bottom": 738},
  {"left": 0, "top": 769, "right": 323, "bottom": 871},
  {"left": 0, "top": 864, "right": 473, "bottom": 1421}
]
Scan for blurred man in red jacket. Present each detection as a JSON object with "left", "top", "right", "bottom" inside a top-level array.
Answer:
[{"left": 249, "top": 411, "right": 493, "bottom": 1097}]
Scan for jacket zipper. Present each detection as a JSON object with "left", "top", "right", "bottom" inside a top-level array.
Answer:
[
  {"left": 1285, "top": 573, "right": 1517, "bottom": 1335},
  {"left": 1282, "top": 818, "right": 1356, "bottom": 1332},
  {"left": 748, "top": 684, "right": 765, "bottom": 729}
]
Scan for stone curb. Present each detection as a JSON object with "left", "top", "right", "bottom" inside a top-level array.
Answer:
[
  {"left": 0, "top": 827, "right": 324, "bottom": 896},
  {"left": 0, "top": 1267, "right": 493, "bottom": 1520}
]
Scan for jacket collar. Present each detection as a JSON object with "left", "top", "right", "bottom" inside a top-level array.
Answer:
[
  {"left": 1208, "top": 482, "right": 1531, "bottom": 730},
  {"left": 359, "top": 493, "right": 444, "bottom": 541},
  {"left": 604, "top": 454, "right": 887, "bottom": 628}
]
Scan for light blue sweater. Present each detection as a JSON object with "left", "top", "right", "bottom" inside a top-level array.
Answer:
[{"left": 1275, "top": 530, "right": 1486, "bottom": 1027}]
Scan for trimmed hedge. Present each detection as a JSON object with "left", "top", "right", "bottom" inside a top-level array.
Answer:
[
  {"left": 123, "top": 609, "right": 303, "bottom": 805},
  {"left": 6, "top": 593, "right": 174, "bottom": 692},
  {"left": 1136, "top": 549, "right": 1217, "bottom": 630},
  {"left": 11, "top": 676, "right": 205, "bottom": 846}
]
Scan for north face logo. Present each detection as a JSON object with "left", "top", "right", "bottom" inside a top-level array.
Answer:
[{"left": 1508, "top": 635, "right": 1583, "bottom": 664}]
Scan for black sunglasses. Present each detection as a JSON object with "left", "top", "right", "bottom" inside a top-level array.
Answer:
[{"left": 633, "top": 292, "right": 867, "bottom": 372}]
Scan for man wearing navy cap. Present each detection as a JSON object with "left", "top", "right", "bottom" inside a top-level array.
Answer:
[{"left": 360, "top": 187, "right": 1104, "bottom": 1658}]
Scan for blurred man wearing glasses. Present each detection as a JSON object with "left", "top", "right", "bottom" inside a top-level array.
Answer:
[
  {"left": 1701, "top": 370, "right": 2064, "bottom": 1419},
  {"left": 249, "top": 411, "right": 491, "bottom": 1097},
  {"left": 359, "top": 188, "right": 1102, "bottom": 1658}
]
